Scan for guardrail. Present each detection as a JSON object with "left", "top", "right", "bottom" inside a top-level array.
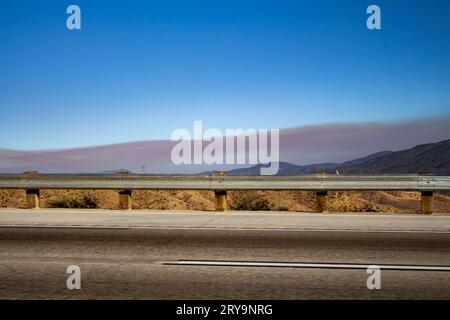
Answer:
[{"left": 1, "top": 173, "right": 449, "bottom": 213}]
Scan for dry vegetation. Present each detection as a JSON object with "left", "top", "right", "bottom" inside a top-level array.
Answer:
[{"left": 0, "top": 189, "right": 449, "bottom": 213}]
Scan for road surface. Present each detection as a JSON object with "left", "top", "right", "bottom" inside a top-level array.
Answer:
[{"left": 0, "top": 209, "right": 449, "bottom": 299}]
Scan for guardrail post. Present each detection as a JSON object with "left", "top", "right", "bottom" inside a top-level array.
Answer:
[
  {"left": 25, "top": 189, "right": 40, "bottom": 209},
  {"left": 215, "top": 190, "right": 227, "bottom": 212},
  {"left": 421, "top": 191, "right": 433, "bottom": 214},
  {"left": 316, "top": 191, "right": 328, "bottom": 212},
  {"left": 119, "top": 190, "right": 132, "bottom": 210}
]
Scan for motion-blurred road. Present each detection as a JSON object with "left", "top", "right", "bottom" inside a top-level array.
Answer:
[{"left": 0, "top": 209, "right": 449, "bottom": 299}]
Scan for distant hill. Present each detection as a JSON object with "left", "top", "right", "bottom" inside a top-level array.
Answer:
[
  {"left": 224, "top": 162, "right": 339, "bottom": 176},
  {"left": 100, "top": 169, "right": 133, "bottom": 174},
  {"left": 224, "top": 151, "right": 392, "bottom": 176},
  {"left": 339, "top": 151, "right": 393, "bottom": 167},
  {"left": 336, "top": 139, "right": 450, "bottom": 175},
  {"left": 225, "top": 140, "right": 450, "bottom": 175}
]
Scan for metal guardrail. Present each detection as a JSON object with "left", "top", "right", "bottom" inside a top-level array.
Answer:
[
  {"left": 0, "top": 174, "right": 448, "bottom": 213},
  {"left": 0, "top": 174, "right": 449, "bottom": 191}
]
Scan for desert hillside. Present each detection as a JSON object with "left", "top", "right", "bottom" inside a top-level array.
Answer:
[{"left": 1, "top": 189, "right": 449, "bottom": 213}]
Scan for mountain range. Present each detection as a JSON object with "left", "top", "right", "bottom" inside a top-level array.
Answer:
[{"left": 225, "top": 140, "right": 450, "bottom": 175}]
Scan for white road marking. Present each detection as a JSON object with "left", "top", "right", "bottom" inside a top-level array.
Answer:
[{"left": 166, "top": 260, "right": 450, "bottom": 272}]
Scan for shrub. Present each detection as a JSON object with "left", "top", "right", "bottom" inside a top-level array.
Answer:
[
  {"left": 47, "top": 193, "right": 98, "bottom": 209},
  {"left": 231, "top": 191, "right": 271, "bottom": 211},
  {"left": 327, "top": 192, "right": 381, "bottom": 212}
]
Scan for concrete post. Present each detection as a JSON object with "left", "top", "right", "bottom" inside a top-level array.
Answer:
[
  {"left": 26, "top": 189, "right": 40, "bottom": 209},
  {"left": 421, "top": 191, "right": 433, "bottom": 214},
  {"left": 119, "top": 190, "right": 132, "bottom": 210},
  {"left": 316, "top": 191, "right": 328, "bottom": 213},
  {"left": 215, "top": 190, "right": 227, "bottom": 212}
]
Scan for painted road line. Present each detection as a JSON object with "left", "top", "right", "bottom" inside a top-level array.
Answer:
[{"left": 165, "top": 260, "right": 450, "bottom": 272}]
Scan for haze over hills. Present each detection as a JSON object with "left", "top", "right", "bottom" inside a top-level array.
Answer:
[{"left": 0, "top": 118, "right": 449, "bottom": 174}]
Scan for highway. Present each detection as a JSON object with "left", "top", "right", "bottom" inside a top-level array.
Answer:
[{"left": 0, "top": 209, "right": 449, "bottom": 299}]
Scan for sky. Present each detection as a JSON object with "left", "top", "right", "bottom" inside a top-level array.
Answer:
[{"left": 0, "top": 0, "right": 449, "bottom": 150}]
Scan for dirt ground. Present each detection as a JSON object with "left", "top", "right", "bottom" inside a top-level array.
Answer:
[{"left": 0, "top": 189, "right": 449, "bottom": 213}]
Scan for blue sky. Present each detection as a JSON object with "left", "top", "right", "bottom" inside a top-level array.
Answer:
[{"left": 1, "top": 0, "right": 449, "bottom": 150}]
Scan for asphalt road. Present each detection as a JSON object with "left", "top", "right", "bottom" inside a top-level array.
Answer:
[{"left": 0, "top": 224, "right": 449, "bottom": 299}]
